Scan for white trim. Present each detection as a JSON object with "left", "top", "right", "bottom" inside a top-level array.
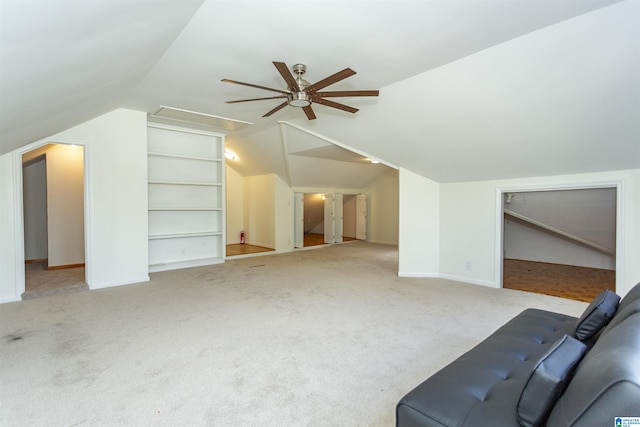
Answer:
[
  {"left": 14, "top": 138, "right": 92, "bottom": 300},
  {"left": 439, "top": 274, "right": 496, "bottom": 288},
  {"left": 278, "top": 122, "right": 293, "bottom": 186},
  {"left": 495, "top": 179, "right": 625, "bottom": 290},
  {"left": 12, "top": 150, "right": 25, "bottom": 299},
  {"left": 149, "top": 258, "right": 224, "bottom": 273},
  {"left": 89, "top": 276, "right": 150, "bottom": 290},
  {"left": 398, "top": 272, "right": 439, "bottom": 278},
  {"left": 147, "top": 121, "right": 226, "bottom": 138},
  {"left": 0, "top": 296, "right": 22, "bottom": 304},
  {"left": 278, "top": 121, "right": 399, "bottom": 170}
]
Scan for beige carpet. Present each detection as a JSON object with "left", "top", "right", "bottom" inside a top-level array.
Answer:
[
  {"left": 23, "top": 261, "right": 89, "bottom": 300},
  {"left": 0, "top": 242, "right": 586, "bottom": 426}
]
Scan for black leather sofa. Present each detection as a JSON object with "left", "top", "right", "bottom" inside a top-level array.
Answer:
[{"left": 397, "top": 282, "right": 640, "bottom": 427}]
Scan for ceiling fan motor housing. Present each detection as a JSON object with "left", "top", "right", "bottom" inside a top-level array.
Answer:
[{"left": 288, "top": 64, "right": 311, "bottom": 107}]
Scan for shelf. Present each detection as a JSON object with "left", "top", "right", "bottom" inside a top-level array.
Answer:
[
  {"left": 148, "top": 207, "right": 222, "bottom": 211},
  {"left": 148, "top": 151, "right": 222, "bottom": 162},
  {"left": 148, "top": 180, "right": 222, "bottom": 187},
  {"left": 147, "top": 123, "right": 225, "bottom": 272},
  {"left": 148, "top": 231, "right": 222, "bottom": 240}
]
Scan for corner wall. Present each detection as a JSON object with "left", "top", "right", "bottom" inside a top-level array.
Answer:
[
  {"left": 0, "top": 108, "right": 149, "bottom": 303},
  {"left": 243, "top": 174, "right": 276, "bottom": 248},
  {"left": 398, "top": 168, "right": 440, "bottom": 277}
]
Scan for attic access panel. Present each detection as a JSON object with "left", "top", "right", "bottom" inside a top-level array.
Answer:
[{"left": 151, "top": 106, "right": 253, "bottom": 132}]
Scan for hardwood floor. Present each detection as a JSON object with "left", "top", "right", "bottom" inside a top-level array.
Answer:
[
  {"left": 303, "top": 233, "right": 357, "bottom": 247},
  {"left": 503, "top": 259, "right": 615, "bottom": 302},
  {"left": 226, "top": 243, "right": 274, "bottom": 257},
  {"left": 227, "top": 236, "right": 359, "bottom": 257},
  {"left": 303, "top": 233, "right": 326, "bottom": 247}
]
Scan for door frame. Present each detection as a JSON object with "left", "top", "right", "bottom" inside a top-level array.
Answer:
[
  {"left": 13, "top": 138, "right": 92, "bottom": 297},
  {"left": 495, "top": 179, "right": 625, "bottom": 290}
]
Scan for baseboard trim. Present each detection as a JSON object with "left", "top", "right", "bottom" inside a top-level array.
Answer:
[
  {"left": 89, "top": 276, "right": 150, "bottom": 290},
  {"left": 439, "top": 274, "right": 497, "bottom": 288},
  {"left": 0, "top": 296, "right": 22, "bottom": 304},
  {"left": 397, "top": 272, "right": 439, "bottom": 278},
  {"left": 25, "top": 258, "right": 48, "bottom": 264},
  {"left": 47, "top": 263, "right": 85, "bottom": 270}
]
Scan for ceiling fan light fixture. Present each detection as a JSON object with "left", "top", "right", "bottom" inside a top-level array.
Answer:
[
  {"left": 288, "top": 92, "right": 311, "bottom": 107},
  {"left": 223, "top": 61, "right": 379, "bottom": 119}
]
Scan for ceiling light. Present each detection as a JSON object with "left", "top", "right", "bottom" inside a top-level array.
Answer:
[
  {"left": 225, "top": 149, "right": 238, "bottom": 161},
  {"left": 288, "top": 92, "right": 311, "bottom": 108},
  {"left": 369, "top": 158, "right": 380, "bottom": 164}
]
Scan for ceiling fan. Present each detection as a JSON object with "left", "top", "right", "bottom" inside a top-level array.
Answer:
[{"left": 222, "top": 62, "right": 379, "bottom": 120}]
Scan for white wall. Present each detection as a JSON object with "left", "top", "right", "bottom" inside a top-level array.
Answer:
[
  {"left": 243, "top": 174, "right": 275, "bottom": 248},
  {"left": 439, "top": 169, "right": 640, "bottom": 297},
  {"left": 45, "top": 144, "right": 85, "bottom": 267},
  {"left": 226, "top": 165, "right": 244, "bottom": 244},
  {"left": 366, "top": 168, "right": 399, "bottom": 245},
  {"left": 505, "top": 221, "right": 615, "bottom": 270},
  {"left": 398, "top": 168, "right": 439, "bottom": 277},
  {"left": 0, "top": 108, "right": 149, "bottom": 302},
  {"left": 274, "top": 174, "right": 293, "bottom": 253},
  {"left": 22, "top": 156, "right": 48, "bottom": 260},
  {"left": 504, "top": 188, "right": 616, "bottom": 269},
  {"left": 53, "top": 109, "right": 148, "bottom": 288}
]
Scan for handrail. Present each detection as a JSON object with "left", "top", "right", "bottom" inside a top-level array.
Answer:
[{"left": 504, "top": 209, "right": 614, "bottom": 255}]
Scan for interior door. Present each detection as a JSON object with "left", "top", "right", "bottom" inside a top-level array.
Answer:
[
  {"left": 294, "top": 192, "right": 304, "bottom": 248},
  {"left": 334, "top": 193, "right": 343, "bottom": 243},
  {"left": 356, "top": 194, "right": 367, "bottom": 240},
  {"left": 324, "top": 193, "right": 335, "bottom": 244}
]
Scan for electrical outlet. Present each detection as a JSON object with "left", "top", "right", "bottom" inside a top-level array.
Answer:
[{"left": 465, "top": 260, "right": 473, "bottom": 271}]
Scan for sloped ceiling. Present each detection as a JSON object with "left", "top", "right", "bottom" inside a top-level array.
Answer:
[{"left": 1, "top": 0, "right": 638, "bottom": 185}]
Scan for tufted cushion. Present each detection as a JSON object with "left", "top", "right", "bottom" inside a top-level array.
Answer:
[
  {"left": 396, "top": 309, "right": 578, "bottom": 427},
  {"left": 574, "top": 289, "right": 620, "bottom": 341},
  {"left": 516, "top": 335, "right": 586, "bottom": 427}
]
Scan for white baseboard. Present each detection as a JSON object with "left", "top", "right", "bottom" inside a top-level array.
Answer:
[
  {"left": 396, "top": 272, "right": 497, "bottom": 288},
  {"left": 0, "top": 296, "right": 22, "bottom": 304},
  {"left": 89, "top": 275, "right": 150, "bottom": 290},
  {"left": 397, "top": 272, "right": 439, "bottom": 278},
  {"left": 439, "top": 274, "right": 497, "bottom": 288}
]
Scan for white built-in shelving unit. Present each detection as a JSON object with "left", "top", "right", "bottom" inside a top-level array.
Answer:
[{"left": 147, "top": 122, "right": 225, "bottom": 272}]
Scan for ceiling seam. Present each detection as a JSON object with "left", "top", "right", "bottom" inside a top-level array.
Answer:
[{"left": 279, "top": 122, "right": 292, "bottom": 186}]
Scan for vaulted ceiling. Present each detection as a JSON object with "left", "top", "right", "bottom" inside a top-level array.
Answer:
[{"left": 1, "top": 0, "right": 638, "bottom": 186}]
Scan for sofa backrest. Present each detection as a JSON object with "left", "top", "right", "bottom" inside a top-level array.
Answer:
[{"left": 546, "top": 284, "right": 640, "bottom": 427}]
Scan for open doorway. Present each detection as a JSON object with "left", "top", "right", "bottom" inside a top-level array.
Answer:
[
  {"left": 294, "top": 192, "right": 366, "bottom": 248},
  {"left": 501, "top": 187, "right": 616, "bottom": 302},
  {"left": 22, "top": 143, "right": 88, "bottom": 299}
]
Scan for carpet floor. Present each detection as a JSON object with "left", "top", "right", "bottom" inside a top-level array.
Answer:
[{"left": 0, "top": 242, "right": 586, "bottom": 426}]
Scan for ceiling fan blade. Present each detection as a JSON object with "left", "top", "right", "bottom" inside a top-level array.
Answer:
[
  {"left": 222, "top": 78, "right": 289, "bottom": 95},
  {"left": 263, "top": 101, "right": 288, "bottom": 117},
  {"left": 273, "top": 62, "right": 300, "bottom": 92},
  {"left": 314, "top": 90, "right": 379, "bottom": 98},
  {"left": 306, "top": 68, "right": 356, "bottom": 93},
  {"left": 302, "top": 105, "right": 316, "bottom": 120},
  {"left": 226, "top": 95, "right": 288, "bottom": 104},
  {"left": 313, "top": 98, "right": 359, "bottom": 114}
]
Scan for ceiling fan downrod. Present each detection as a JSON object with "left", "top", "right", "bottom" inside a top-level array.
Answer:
[{"left": 289, "top": 64, "right": 311, "bottom": 107}]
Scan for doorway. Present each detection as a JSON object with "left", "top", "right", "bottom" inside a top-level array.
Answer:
[
  {"left": 500, "top": 187, "right": 617, "bottom": 302},
  {"left": 294, "top": 192, "right": 366, "bottom": 248},
  {"left": 22, "top": 143, "right": 88, "bottom": 299}
]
